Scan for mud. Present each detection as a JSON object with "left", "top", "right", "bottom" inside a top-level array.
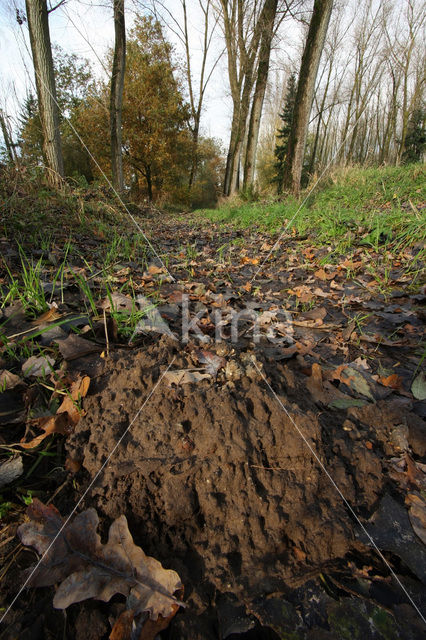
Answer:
[{"left": 66, "top": 336, "right": 391, "bottom": 634}]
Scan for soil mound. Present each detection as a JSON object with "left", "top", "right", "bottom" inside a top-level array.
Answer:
[{"left": 67, "top": 337, "right": 384, "bottom": 604}]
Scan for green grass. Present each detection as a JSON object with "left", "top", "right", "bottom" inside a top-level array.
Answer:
[{"left": 195, "top": 164, "right": 426, "bottom": 252}]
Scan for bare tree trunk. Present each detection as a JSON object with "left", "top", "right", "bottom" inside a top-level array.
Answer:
[
  {"left": 220, "top": 0, "right": 268, "bottom": 196},
  {"left": 282, "top": 0, "right": 333, "bottom": 196},
  {"left": 110, "top": 0, "right": 126, "bottom": 192},
  {"left": 25, "top": 0, "right": 64, "bottom": 188},
  {"left": 243, "top": 0, "right": 278, "bottom": 190},
  {"left": 228, "top": 64, "right": 257, "bottom": 194},
  {"left": 0, "top": 110, "right": 18, "bottom": 165}
]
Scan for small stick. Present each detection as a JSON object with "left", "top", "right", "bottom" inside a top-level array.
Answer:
[{"left": 103, "top": 308, "right": 109, "bottom": 358}]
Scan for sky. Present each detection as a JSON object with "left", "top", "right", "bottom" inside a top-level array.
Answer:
[{"left": 0, "top": 0, "right": 240, "bottom": 147}]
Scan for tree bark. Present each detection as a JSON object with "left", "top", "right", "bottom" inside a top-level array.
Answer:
[
  {"left": 220, "top": 0, "right": 268, "bottom": 196},
  {"left": 243, "top": 0, "right": 278, "bottom": 190},
  {"left": 110, "top": 0, "right": 126, "bottom": 192},
  {"left": 25, "top": 0, "right": 64, "bottom": 188},
  {"left": 282, "top": 0, "right": 333, "bottom": 196},
  {"left": 0, "top": 110, "right": 18, "bottom": 165}
]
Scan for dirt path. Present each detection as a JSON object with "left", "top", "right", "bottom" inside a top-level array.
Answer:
[{"left": 1, "top": 212, "right": 425, "bottom": 639}]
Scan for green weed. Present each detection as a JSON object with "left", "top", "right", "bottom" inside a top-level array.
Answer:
[{"left": 196, "top": 165, "right": 426, "bottom": 254}]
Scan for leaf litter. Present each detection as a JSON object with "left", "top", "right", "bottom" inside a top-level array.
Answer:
[
  {"left": 1, "top": 208, "right": 425, "bottom": 638},
  {"left": 18, "top": 499, "right": 184, "bottom": 620}
]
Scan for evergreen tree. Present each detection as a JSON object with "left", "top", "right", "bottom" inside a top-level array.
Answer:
[
  {"left": 18, "top": 92, "right": 43, "bottom": 163},
  {"left": 273, "top": 73, "right": 297, "bottom": 193},
  {"left": 402, "top": 107, "right": 425, "bottom": 164}
]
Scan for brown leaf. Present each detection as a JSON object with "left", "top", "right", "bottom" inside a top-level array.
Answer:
[
  {"left": 31, "top": 307, "right": 62, "bottom": 325},
  {"left": 18, "top": 500, "right": 184, "bottom": 619},
  {"left": 101, "top": 293, "right": 134, "bottom": 312},
  {"left": 299, "top": 307, "right": 327, "bottom": 322},
  {"left": 289, "top": 285, "right": 314, "bottom": 303},
  {"left": 378, "top": 373, "right": 403, "bottom": 389},
  {"left": 314, "top": 268, "right": 336, "bottom": 281},
  {"left": 19, "top": 413, "right": 71, "bottom": 449},
  {"left": 406, "top": 493, "right": 426, "bottom": 545},
  {"left": 110, "top": 611, "right": 134, "bottom": 640},
  {"left": 139, "top": 603, "right": 180, "bottom": 640},
  {"left": 195, "top": 350, "right": 226, "bottom": 376},
  {"left": 405, "top": 453, "right": 426, "bottom": 489},
  {"left": 55, "top": 334, "right": 102, "bottom": 360},
  {"left": 147, "top": 264, "right": 164, "bottom": 275},
  {"left": 167, "top": 290, "right": 184, "bottom": 304},
  {"left": 57, "top": 376, "right": 90, "bottom": 426}
]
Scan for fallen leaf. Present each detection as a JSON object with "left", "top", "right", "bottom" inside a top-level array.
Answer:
[
  {"left": 167, "top": 290, "right": 184, "bottom": 304},
  {"left": 55, "top": 334, "right": 102, "bottom": 360},
  {"left": 164, "top": 370, "right": 211, "bottom": 385},
  {"left": 405, "top": 453, "right": 426, "bottom": 489},
  {"left": 314, "top": 268, "right": 335, "bottom": 281},
  {"left": 110, "top": 611, "right": 134, "bottom": 640},
  {"left": 333, "top": 365, "right": 375, "bottom": 400},
  {"left": 57, "top": 375, "right": 90, "bottom": 426},
  {"left": 18, "top": 500, "right": 184, "bottom": 620},
  {"left": 147, "top": 264, "right": 164, "bottom": 275},
  {"left": 31, "top": 307, "right": 61, "bottom": 325},
  {"left": 130, "top": 296, "right": 177, "bottom": 341},
  {"left": 22, "top": 355, "right": 55, "bottom": 377},
  {"left": 299, "top": 307, "right": 327, "bottom": 322},
  {"left": 406, "top": 493, "right": 426, "bottom": 545},
  {"left": 138, "top": 603, "right": 181, "bottom": 640},
  {"left": 288, "top": 286, "right": 313, "bottom": 303},
  {"left": 411, "top": 372, "right": 426, "bottom": 400},
  {"left": 20, "top": 412, "right": 71, "bottom": 449},
  {"left": 0, "top": 369, "right": 23, "bottom": 390},
  {"left": 0, "top": 455, "right": 23, "bottom": 488},
  {"left": 379, "top": 373, "right": 403, "bottom": 389},
  {"left": 329, "top": 397, "right": 367, "bottom": 410},
  {"left": 101, "top": 292, "right": 134, "bottom": 312},
  {"left": 195, "top": 350, "right": 226, "bottom": 376}
]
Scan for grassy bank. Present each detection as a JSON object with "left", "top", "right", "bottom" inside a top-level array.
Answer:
[{"left": 195, "top": 164, "right": 426, "bottom": 252}]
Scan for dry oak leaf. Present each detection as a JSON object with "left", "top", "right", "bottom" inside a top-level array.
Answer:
[
  {"left": 57, "top": 375, "right": 90, "bottom": 426},
  {"left": 18, "top": 500, "right": 184, "bottom": 619},
  {"left": 19, "top": 412, "right": 71, "bottom": 449},
  {"left": 19, "top": 376, "right": 90, "bottom": 449}
]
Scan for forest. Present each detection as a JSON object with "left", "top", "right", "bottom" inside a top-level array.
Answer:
[{"left": 0, "top": 1, "right": 425, "bottom": 639}]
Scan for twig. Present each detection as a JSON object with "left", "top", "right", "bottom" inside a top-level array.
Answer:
[{"left": 103, "top": 308, "right": 109, "bottom": 358}]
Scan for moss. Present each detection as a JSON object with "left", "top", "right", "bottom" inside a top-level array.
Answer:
[{"left": 371, "top": 607, "right": 399, "bottom": 640}]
